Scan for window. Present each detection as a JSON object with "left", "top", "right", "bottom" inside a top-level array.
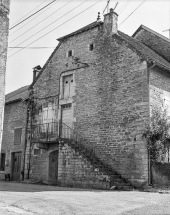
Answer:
[
  {"left": 89, "top": 43, "right": 94, "bottom": 51},
  {"left": 0, "top": 153, "right": 5, "bottom": 171},
  {"left": 63, "top": 74, "right": 74, "bottom": 98},
  {"left": 34, "top": 148, "right": 41, "bottom": 156},
  {"left": 14, "top": 128, "right": 22, "bottom": 144},
  {"left": 68, "top": 50, "right": 73, "bottom": 57}
]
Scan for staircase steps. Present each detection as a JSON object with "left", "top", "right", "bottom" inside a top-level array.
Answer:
[{"left": 62, "top": 138, "right": 135, "bottom": 191}]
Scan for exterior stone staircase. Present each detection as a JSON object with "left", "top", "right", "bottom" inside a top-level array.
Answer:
[{"left": 60, "top": 131, "right": 134, "bottom": 191}]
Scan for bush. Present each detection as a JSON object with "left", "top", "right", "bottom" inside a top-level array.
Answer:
[{"left": 143, "top": 106, "right": 170, "bottom": 163}]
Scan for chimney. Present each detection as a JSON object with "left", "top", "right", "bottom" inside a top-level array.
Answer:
[
  {"left": 33, "top": 65, "right": 41, "bottom": 82},
  {"left": 103, "top": 8, "right": 118, "bottom": 35}
]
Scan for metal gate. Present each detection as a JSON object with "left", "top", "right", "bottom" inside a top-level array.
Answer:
[{"left": 12, "top": 152, "right": 21, "bottom": 181}]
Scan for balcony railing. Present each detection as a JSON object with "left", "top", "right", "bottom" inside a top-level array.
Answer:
[
  {"left": 32, "top": 121, "right": 75, "bottom": 143},
  {"left": 32, "top": 122, "right": 59, "bottom": 143}
]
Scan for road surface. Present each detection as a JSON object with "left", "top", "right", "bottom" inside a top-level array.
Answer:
[{"left": 0, "top": 181, "right": 170, "bottom": 215}]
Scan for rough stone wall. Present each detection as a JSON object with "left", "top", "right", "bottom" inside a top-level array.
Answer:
[
  {"left": 28, "top": 24, "right": 150, "bottom": 186},
  {"left": 1, "top": 101, "right": 27, "bottom": 179},
  {"left": 58, "top": 144, "right": 110, "bottom": 189},
  {"left": 0, "top": 0, "right": 10, "bottom": 156}
]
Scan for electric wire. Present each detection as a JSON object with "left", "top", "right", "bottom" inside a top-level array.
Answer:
[
  {"left": 9, "top": 0, "right": 73, "bottom": 44},
  {"left": 9, "top": 0, "right": 88, "bottom": 53},
  {"left": 119, "top": 0, "right": 147, "bottom": 26},
  {"left": 10, "top": 0, "right": 48, "bottom": 27},
  {"left": 8, "top": 0, "right": 103, "bottom": 58},
  {"left": 119, "top": 0, "right": 133, "bottom": 15},
  {"left": 9, "top": 47, "right": 55, "bottom": 49},
  {"left": 9, "top": 0, "right": 58, "bottom": 36},
  {"left": 117, "top": 0, "right": 131, "bottom": 12},
  {"left": 10, "top": 0, "right": 57, "bottom": 30}
]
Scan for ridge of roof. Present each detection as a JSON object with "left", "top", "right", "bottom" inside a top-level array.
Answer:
[
  {"left": 57, "top": 21, "right": 103, "bottom": 41},
  {"left": 117, "top": 31, "right": 170, "bottom": 71},
  {"left": 132, "top": 25, "right": 170, "bottom": 43},
  {"left": 5, "top": 85, "right": 29, "bottom": 104}
]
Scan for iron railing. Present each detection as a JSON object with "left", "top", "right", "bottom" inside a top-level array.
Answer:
[{"left": 32, "top": 122, "right": 59, "bottom": 143}]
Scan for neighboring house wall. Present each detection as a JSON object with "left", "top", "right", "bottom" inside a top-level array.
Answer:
[
  {"left": 0, "top": 0, "right": 10, "bottom": 161},
  {"left": 1, "top": 101, "right": 27, "bottom": 180},
  {"left": 27, "top": 17, "right": 150, "bottom": 187}
]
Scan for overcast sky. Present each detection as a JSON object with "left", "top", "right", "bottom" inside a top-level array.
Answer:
[{"left": 5, "top": 0, "right": 170, "bottom": 94}]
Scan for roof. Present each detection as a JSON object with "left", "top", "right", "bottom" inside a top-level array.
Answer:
[
  {"left": 57, "top": 21, "right": 103, "bottom": 41},
  {"left": 132, "top": 25, "right": 170, "bottom": 63},
  {"left": 117, "top": 31, "right": 170, "bottom": 71},
  {"left": 5, "top": 85, "right": 29, "bottom": 104}
]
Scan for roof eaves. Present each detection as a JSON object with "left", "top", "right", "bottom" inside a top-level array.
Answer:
[
  {"left": 57, "top": 21, "right": 103, "bottom": 41},
  {"left": 132, "top": 25, "right": 170, "bottom": 43},
  {"left": 29, "top": 42, "right": 62, "bottom": 89},
  {"left": 116, "top": 32, "right": 170, "bottom": 72}
]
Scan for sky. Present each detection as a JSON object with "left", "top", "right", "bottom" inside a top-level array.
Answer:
[{"left": 5, "top": 0, "right": 170, "bottom": 94}]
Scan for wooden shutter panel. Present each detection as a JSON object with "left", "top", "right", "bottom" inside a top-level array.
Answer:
[{"left": 14, "top": 128, "right": 22, "bottom": 144}]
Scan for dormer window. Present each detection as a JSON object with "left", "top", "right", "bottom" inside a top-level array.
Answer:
[{"left": 89, "top": 43, "right": 94, "bottom": 51}]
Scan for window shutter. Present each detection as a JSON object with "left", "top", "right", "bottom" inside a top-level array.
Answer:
[{"left": 14, "top": 128, "right": 22, "bottom": 144}]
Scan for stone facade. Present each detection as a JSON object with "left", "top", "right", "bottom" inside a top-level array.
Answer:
[
  {"left": 26, "top": 10, "right": 170, "bottom": 189},
  {"left": 0, "top": 86, "right": 28, "bottom": 181},
  {"left": 0, "top": 0, "right": 10, "bottom": 162}
]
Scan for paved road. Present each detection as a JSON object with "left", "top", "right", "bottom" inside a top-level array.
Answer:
[{"left": 0, "top": 181, "right": 170, "bottom": 215}]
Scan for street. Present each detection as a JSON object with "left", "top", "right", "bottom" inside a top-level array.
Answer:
[{"left": 0, "top": 181, "right": 170, "bottom": 215}]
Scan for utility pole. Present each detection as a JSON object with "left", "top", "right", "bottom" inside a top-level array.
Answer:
[{"left": 163, "top": 29, "right": 170, "bottom": 39}]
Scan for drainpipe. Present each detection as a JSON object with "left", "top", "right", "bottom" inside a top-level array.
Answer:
[
  {"left": 147, "top": 62, "right": 155, "bottom": 185},
  {"left": 27, "top": 88, "right": 33, "bottom": 179},
  {"left": 22, "top": 99, "right": 30, "bottom": 181}
]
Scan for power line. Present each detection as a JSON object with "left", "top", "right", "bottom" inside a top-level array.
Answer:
[
  {"left": 8, "top": 0, "right": 103, "bottom": 58},
  {"left": 117, "top": 0, "right": 131, "bottom": 12},
  {"left": 9, "top": 0, "right": 57, "bottom": 30},
  {"left": 8, "top": 47, "right": 55, "bottom": 49},
  {"left": 9, "top": 0, "right": 73, "bottom": 45},
  {"left": 9, "top": 1, "right": 58, "bottom": 37},
  {"left": 10, "top": 0, "right": 48, "bottom": 27},
  {"left": 119, "top": 0, "right": 133, "bottom": 15},
  {"left": 119, "top": 0, "right": 147, "bottom": 26},
  {"left": 9, "top": 0, "right": 88, "bottom": 52}
]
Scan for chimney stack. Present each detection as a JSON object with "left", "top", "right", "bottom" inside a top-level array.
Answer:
[
  {"left": 33, "top": 65, "right": 41, "bottom": 82},
  {"left": 103, "top": 8, "right": 118, "bottom": 35}
]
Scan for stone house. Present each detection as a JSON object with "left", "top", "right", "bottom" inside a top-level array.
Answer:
[
  {"left": 0, "top": 0, "right": 10, "bottom": 166},
  {"left": 25, "top": 9, "right": 170, "bottom": 189},
  {"left": 0, "top": 86, "right": 29, "bottom": 181}
]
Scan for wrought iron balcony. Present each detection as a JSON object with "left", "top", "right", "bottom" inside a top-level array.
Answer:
[
  {"left": 32, "top": 122, "right": 59, "bottom": 143},
  {"left": 31, "top": 121, "right": 74, "bottom": 143}
]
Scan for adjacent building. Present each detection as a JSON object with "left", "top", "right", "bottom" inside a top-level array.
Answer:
[{"left": 0, "top": 86, "right": 29, "bottom": 181}]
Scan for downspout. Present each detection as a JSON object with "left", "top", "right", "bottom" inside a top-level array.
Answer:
[
  {"left": 147, "top": 61, "right": 155, "bottom": 185},
  {"left": 22, "top": 99, "right": 30, "bottom": 181},
  {"left": 27, "top": 88, "right": 33, "bottom": 179}
]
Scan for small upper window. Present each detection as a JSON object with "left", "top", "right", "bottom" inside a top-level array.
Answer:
[
  {"left": 68, "top": 50, "right": 73, "bottom": 57},
  {"left": 14, "top": 128, "right": 22, "bottom": 144},
  {"left": 89, "top": 43, "right": 94, "bottom": 51}
]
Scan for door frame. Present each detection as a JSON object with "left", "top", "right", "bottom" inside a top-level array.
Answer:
[
  {"left": 10, "top": 150, "right": 23, "bottom": 181},
  {"left": 47, "top": 147, "right": 59, "bottom": 185}
]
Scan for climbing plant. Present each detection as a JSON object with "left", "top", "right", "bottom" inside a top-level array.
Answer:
[{"left": 143, "top": 105, "right": 170, "bottom": 163}]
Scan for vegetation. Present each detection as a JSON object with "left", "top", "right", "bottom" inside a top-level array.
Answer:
[{"left": 143, "top": 105, "right": 170, "bottom": 163}]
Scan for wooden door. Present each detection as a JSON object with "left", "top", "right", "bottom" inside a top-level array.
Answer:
[
  {"left": 12, "top": 152, "right": 21, "bottom": 181},
  {"left": 49, "top": 150, "right": 58, "bottom": 182},
  {"left": 61, "top": 104, "right": 72, "bottom": 138}
]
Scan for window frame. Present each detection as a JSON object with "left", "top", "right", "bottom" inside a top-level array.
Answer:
[{"left": 13, "top": 128, "right": 22, "bottom": 144}]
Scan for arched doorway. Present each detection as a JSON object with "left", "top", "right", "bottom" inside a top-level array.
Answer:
[{"left": 48, "top": 150, "right": 58, "bottom": 185}]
